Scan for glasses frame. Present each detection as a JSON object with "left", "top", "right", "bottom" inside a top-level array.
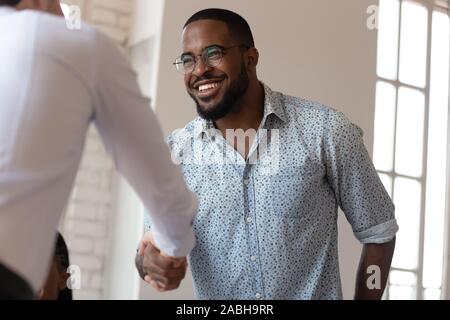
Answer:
[{"left": 173, "top": 44, "right": 249, "bottom": 74}]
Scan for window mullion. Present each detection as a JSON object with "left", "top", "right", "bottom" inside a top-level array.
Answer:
[
  {"left": 442, "top": 7, "right": 450, "bottom": 300},
  {"left": 417, "top": 3, "right": 434, "bottom": 300}
]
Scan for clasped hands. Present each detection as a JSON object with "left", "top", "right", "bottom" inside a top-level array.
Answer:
[{"left": 138, "top": 232, "right": 188, "bottom": 292}]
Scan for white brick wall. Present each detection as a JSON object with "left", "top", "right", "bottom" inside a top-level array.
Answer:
[{"left": 59, "top": 0, "right": 135, "bottom": 300}]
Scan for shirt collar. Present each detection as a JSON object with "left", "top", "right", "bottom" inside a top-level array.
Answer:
[{"left": 194, "top": 82, "right": 287, "bottom": 139}]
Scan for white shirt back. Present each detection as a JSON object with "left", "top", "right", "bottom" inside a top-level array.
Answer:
[{"left": 0, "top": 7, "right": 197, "bottom": 292}]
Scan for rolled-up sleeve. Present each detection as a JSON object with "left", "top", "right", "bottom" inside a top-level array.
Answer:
[{"left": 324, "top": 109, "right": 398, "bottom": 244}]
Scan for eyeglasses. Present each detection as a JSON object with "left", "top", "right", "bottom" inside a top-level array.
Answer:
[{"left": 173, "top": 45, "right": 249, "bottom": 74}]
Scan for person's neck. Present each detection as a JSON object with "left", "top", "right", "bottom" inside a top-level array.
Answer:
[
  {"left": 213, "top": 81, "right": 265, "bottom": 160},
  {"left": 214, "top": 81, "right": 265, "bottom": 136}
]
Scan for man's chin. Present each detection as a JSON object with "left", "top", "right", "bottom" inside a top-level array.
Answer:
[
  {"left": 196, "top": 98, "right": 220, "bottom": 115},
  {"left": 196, "top": 103, "right": 229, "bottom": 121}
]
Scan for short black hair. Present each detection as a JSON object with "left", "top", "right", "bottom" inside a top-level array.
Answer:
[
  {"left": 0, "top": 0, "right": 21, "bottom": 6},
  {"left": 184, "top": 8, "right": 255, "bottom": 48}
]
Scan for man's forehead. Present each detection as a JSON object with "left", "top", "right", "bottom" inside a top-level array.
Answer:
[{"left": 181, "top": 20, "right": 231, "bottom": 49}]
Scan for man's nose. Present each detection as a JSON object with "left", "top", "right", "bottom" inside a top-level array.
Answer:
[{"left": 192, "top": 57, "right": 211, "bottom": 77}]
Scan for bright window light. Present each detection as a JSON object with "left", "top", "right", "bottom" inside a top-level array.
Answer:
[
  {"left": 398, "top": 1, "right": 428, "bottom": 88},
  {"left": 377, "top": 0, "right": 400, "bottom": 80},
  {"left": 373, "top": 81, "right": 397, "bottom": 172},
  {"left": 423, "top": 10, "right": 449, "bottom": 290}
]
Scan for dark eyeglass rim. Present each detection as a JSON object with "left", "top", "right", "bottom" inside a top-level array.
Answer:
[{"left": 172, "top": 44, "right": 250, "bottom": 73}]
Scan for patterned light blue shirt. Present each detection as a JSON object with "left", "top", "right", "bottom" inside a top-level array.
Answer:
[{"left": 145, "top": 84, "right": 398, "bottom": 300}]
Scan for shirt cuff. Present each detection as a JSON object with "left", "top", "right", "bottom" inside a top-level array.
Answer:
[
  {"left": 354, "top": 219, "right": 399, "bottom": 244},
  {"left": 151, "top": 227, "right": 196, "bottom": 258}
]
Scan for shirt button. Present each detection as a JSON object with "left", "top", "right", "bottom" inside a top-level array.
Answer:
[
  {"left": 251, "top": 255, "right": 257, "bottom": 261},
  {"left": 243, "top": 178, "right": 250, "bottom": 185},
  {"left": 246, "top": 217, "right": 252, "bottom": 224},
  {"left": 255, "top": 293, "right": 262, "bottom": 299}
]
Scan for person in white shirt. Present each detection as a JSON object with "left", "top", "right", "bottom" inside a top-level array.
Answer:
[{"left": 0, "top": 0, "right": 197, "bottom": 299}]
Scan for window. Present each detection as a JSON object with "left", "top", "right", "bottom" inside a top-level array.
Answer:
[{"left": 374, "top": 0, "right": 450, "bottom": 299}]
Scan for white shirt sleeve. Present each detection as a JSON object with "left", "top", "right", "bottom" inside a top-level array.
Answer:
[
  {"left": 92, "top": 33, "right": 197, "bottom": 257},
  {"left": 0, "top": 10, "right": 196, "bottom": 292}
]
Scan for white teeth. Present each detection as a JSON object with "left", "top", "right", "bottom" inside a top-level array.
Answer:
[{"left": 198, "top": 82, "right": 220, "bottom": 92}]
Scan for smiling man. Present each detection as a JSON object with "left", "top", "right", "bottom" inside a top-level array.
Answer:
[{"left": 137, "top": 8, "right": 398, "bottom": 300}]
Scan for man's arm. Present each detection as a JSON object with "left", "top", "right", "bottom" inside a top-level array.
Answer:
[
  {"left": 354, "top": 237, "right": 396, "bottom": 299},
  {"left": 93, "top": 33, "right": 197, "bottom": 258}
]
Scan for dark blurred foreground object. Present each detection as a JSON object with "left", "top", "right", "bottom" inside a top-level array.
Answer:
[{"left": 0, "top": 263, "right": 34, "bottom": 300}]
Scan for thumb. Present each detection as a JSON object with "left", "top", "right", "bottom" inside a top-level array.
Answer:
[{"left": 138, "top": 232, "right": 155, "bottom": 256}]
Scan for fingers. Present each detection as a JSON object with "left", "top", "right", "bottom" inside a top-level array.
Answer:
[
  {"left": 160, "top": 251, "right": 187, "bottom": 268},
  {"left": 138, "top": 232, "right": 154, "bottom": 256},
  {"left": 141, "top": 242, "right": 187, "bottom": 292},
  {"left": 138, "top": 240, "right": 146, "bottom": 257}
]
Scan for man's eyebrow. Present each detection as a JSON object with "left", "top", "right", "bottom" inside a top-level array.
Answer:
[
  {"left": 180, "top": 45, "right": 225, "bottom": 57},
  {"left": 204, "top": 44, "right": 225, "bottom": 51},
  {"left": 180, "top": 51, "right": 194, "bottom": 57}
]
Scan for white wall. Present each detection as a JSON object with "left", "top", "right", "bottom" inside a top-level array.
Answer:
[
  {"left": 139, "top": 0, "right": 379, "bottom": 300},
  {"left": 104, "top": 175, "right": 142, "bottom": 300},
  {"left": 128, "top": 0, "right": 164, "bottom": 46}
]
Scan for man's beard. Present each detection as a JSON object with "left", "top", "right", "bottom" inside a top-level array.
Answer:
[{"left": 189, "top": 62, "right": 249, "bottom": 121}]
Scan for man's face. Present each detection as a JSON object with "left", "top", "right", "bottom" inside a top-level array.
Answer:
[
  {"left": 16, "top": 0, "right": 64, "bottom": 16},
  {"left": 181, "top": 19, "right": 250, "bottom": 121}
]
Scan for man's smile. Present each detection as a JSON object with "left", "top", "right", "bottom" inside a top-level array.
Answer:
[{"left": 193, "top": 79, "right": 225, "bottom": 99}]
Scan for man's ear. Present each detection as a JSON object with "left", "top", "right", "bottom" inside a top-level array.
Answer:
[{"left": 246, "top": 47, "right": 259, "bottom": 71}]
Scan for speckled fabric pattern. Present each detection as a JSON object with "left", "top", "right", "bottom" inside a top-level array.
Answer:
[{"left": 145, "top": 84, "right": 398, "bottom": 300}]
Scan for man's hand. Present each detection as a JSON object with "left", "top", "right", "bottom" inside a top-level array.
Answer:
[{"left": 136, "top": 232, "right": 188, "bottom": 292}]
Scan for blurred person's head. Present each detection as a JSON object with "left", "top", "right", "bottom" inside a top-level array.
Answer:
[
  {"left": 178, "top": 8, "right": 260, "bottom": 121},
  {"left": 39, "top": 232, "right": 72, "bottom": 300},
  {"left": 0, "top": 0, "right": 63, "bottom": 16}
]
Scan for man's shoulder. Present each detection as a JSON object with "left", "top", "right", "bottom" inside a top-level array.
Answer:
[
  {"left": 268, "top": 86, "right": 357, "bottom": 134},
  {"left": 267, "top": 87, "right": 338, "bottom": 129},
  {"left": 279, "top": 90, "right": 362, "bottom": 137},
  {"left": 34, "top": 11, "right": 95, "bottom": 37},
  {"left": 277, "top": 90, "right": 335, "bottom": 118},
  {"left": 28, "top": 11, "right": 98, "bottom": 54}
]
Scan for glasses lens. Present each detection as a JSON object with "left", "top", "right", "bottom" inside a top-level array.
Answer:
[
  {"left": 204, "top": 47, "right": 223, "bottom": 67},
  {"left": 175, "top": 55, "right": 195, "bottom": 74}
]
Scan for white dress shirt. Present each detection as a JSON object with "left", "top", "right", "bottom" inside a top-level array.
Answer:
[{"left": 0, "top": 7, "right": 197, "bottom": 292}]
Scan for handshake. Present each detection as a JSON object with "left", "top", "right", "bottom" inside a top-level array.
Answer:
[{"left": 135, "top": 232, "right": 188, "bottom": 292}]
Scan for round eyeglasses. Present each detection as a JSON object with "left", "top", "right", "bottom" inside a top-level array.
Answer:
[{"left": 173, "top": 45, "right": 248, "bottom": 74}]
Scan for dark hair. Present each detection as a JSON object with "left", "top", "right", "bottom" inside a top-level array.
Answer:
[
  {"left": 184, "top": 8, "right": 255, "bottom": 48},
  {"left": 0, "top": 0, "right": 21, "bottom": 6},
  {"left": 55, "top": 232, "right": 73, "bottom": 301}
]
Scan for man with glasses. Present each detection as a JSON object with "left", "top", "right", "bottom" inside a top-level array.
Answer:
[
  {"left": 0, "top": 0, "right": 197, "bottom": 299},
  {"left": 137, "top": 8, "right": 398, "bottom": 299}
]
